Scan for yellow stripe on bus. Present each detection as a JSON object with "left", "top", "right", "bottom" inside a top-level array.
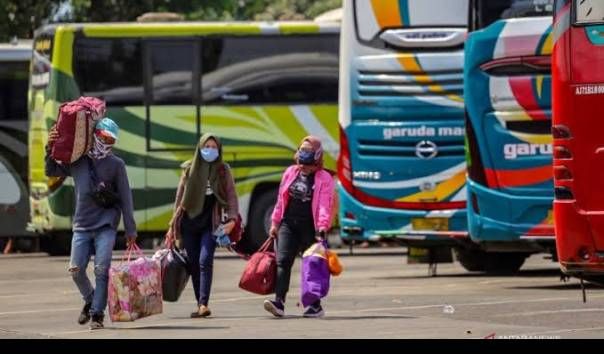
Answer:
[
  {"left": 371, "top": 0, "right": 402, "bottom": 28},
  {"left": 396, "top": 170, "right": 466, "bottom": 203}
]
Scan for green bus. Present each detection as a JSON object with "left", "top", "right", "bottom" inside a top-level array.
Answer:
[{"left": 28, "top": 21, "right": 340, "bottom": 254}]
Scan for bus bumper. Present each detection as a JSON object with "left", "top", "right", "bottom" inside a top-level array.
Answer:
[
  {"left": 467, "top": 179, "right": 555, "bottom": 252},
  {"left": 555, "top": 199, "right": 604, "bottom": 277},
  {"left": 338, "top": 185, "right": 468, "bottom": 247}
]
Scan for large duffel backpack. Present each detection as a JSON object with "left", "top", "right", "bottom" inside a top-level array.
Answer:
[{"left": 51, "top": 97, "right": 106, "bottom": 164}]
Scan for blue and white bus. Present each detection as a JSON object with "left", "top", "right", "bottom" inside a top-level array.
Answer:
[{"left": 338, "top": 0, "right": 471, "bottom": 268}]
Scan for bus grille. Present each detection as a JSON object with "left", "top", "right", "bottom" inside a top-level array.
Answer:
[
  {"left": 357, "top": 139, "right": 465, "bottom": 158},
  {"left": 357, "top": 69, "right": 463, "bottom": 98}
]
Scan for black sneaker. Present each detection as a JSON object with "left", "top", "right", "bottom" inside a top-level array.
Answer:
[
  {"left": 263, "top": 299, "right": 284, "bottom": 318},
  {"left": 77, "top": 302, "right": 92, "bottom": 325},
  {"left": 303, "top": 304, "right": 325, "bottom": 318},
  {"left": 89, "top": 313, "right": 104, "bottom": 330}
]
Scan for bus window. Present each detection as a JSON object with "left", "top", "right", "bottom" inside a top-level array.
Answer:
[
  {"left": 149, "top": 41, "right": 195, "bottom": 105},
  {"left": 201, "top": 35, "right": 339, "bottom": 105},
  {"left": 0, "top": 62, "right": 29, "bottom": 122},
  {"left": 31, "top": 35, "right": 52, "bottom": 90},
  {"left": 73, "top": 38, "right": 144, "bottom": 105},
  {"left": 471, "top": 0, "right": 554, "bottom": 31},
  {"left": 146, "top": 40, "right": 199, "bottom": 149},
  {"left": 575, "top": 0, "right": 604, "bottom": 25}
]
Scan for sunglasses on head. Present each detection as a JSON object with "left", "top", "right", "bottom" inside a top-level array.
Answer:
[{"left": 95, "top": 130, "right": 116, "bottom": 145}]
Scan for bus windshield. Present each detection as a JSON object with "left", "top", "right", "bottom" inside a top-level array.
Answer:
[
  {"left": 575, "top": 0, "right": 604, "bottom": 25},
  {"left": 355, "top": 0, "right": 467, "bottom": 43},
  {"left": 471, "top": 0, "right": 555, "bottom": 31}
]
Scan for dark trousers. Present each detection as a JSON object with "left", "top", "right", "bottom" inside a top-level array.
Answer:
[
  {"left": 275, "top": 218, "right": 316, "bottom": 302},
  {"left": 181, "top": 224, "right": 216, "bottom": 306}
]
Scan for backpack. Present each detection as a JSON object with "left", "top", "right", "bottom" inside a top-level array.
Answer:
[{"left": 51, "top": 97, "right": 106, "bottom": 164}]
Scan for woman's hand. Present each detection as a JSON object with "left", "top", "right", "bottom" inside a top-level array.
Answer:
[
  {"left": 269, "top": 224, "right": 279, "bottom": 239},
  {"left": 316, "top": 229, "right": 327, "bottom": 241},
  {"left": 223, "top": 220, "right": 236, "bottom": 235}
]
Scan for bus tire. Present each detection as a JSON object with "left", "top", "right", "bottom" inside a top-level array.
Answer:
[
  {"left": 454, "top": 247, "right": 487, "bottom": 272},
  {"left": 484, "top": 253, "right": 527, "bottom": 275},
  {"left": 41, "top": 232, "right": 72, "bottom": 256},
  {"left": 247, "top": 189, "right": 278, "bottom": 252}
]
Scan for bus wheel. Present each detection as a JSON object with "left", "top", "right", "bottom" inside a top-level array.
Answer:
[
  {"left": 484, "top": 253, "right": 527, "bottom": 275},
  {"left": 41, "top": 233, "right": 72, "bottom": 256},
  {"left": 454, "top": 247, "right": 487, "bottom": 272},
  {"left": 247, "top": 189, "right": 277, "bottom": 251}
]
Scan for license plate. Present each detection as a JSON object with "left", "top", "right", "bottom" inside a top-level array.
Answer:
[{"left": 411, "top": 218, "right": 449, "bottom": 231}]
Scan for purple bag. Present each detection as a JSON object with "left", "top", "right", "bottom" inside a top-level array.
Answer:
[{"left": 301, "top": 241, "right": 330, "bottom": 308}]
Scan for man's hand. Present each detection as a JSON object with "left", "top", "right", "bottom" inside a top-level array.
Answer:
[
  {"left": 269, "top": 224, "right": 279, "bottom": 239},
  {"left": 48, "top": 126, "right": 59, "bottom": 146},
  {"left": 126, "top": 235, "right": 137, "bottom": 248}
]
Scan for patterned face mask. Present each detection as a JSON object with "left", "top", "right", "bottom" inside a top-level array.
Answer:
[{"left": 88, "top": 134, "right": 113, "bottom": 160}]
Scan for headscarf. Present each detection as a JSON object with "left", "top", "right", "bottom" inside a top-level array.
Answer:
[
  {"left": 181, "top": 133, "right": 228, "bottom": 219},
  {"left": 294, "top": 135, "right": 324, "bottom": 169}
]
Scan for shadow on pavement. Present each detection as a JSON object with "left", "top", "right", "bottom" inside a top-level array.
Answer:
[
  {"left": 113, "top": 325, "right": 230, "bottom": 330},
  {"left": 506, "top": 282, "right": 604, "bottom": 291},
  {"left": 374, "top": 268, "right": 563, "bottom": 280},
  {"left": 320, "top": 315, "right": 415, "bottom": 321}
]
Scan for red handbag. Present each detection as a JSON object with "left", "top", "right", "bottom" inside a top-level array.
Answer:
[{"left": 238, "top": 238, "right": 276, "bottom": 295}]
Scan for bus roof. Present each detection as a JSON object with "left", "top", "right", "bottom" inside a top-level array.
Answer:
[
  {"left": 0, "top": 41, "right": 32, "bottom": 61},
  {"left": 35, "top": 21, "right": 340, "bottom": 38}
]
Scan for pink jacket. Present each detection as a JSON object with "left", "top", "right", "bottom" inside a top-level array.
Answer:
[{"left": 271, "top": 165, "right": 336, "bottom": 231}]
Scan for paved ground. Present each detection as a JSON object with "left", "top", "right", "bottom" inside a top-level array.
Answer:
[{"left": 1, "top": 248, "right": 603, "bottom": 339}]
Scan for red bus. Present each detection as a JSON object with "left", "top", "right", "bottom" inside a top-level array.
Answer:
[{"left": 553, "top": 0, "right": 604, "bottom": 282}]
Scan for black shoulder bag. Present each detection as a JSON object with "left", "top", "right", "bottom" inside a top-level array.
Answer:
[{"left": 87, "top": 157, "right": 120, "bottom": 208}]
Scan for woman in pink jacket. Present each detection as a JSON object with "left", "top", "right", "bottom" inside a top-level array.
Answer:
[{"left": 263, "top": 136, "right": 335, "bottom": 318}]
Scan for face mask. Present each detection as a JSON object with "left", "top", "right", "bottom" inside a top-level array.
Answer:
[
  {"left": 298, "top": 150, "right": 316, "bottom": 165},
  {"left": 88, "top": 134, "right": 113, "bottom": 160},
  {"left": 213, "top": 224, "right": 231, "bottom": 247},
  {"left": 200, "top": 147, "right": 219, "bottom": 162}
]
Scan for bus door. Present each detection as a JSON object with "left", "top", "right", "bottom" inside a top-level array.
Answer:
[{"left": 143, "top": 40, "right": 201, "bottom": 231}]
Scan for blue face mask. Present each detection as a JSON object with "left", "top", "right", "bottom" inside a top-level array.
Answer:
[
  {"left": 298, "top": 150, "right": 316, "bottom": 165},
  {"left": 200, "top": 147, "right": 219, "bottom": 163}
]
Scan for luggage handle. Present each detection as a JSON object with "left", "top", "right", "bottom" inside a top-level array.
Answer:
[
  {"left": 122, "top": 243, "right": 144, "bottom": 263},
  {"left": 258, "top": 237, "right": 275, "bottom": 253}
]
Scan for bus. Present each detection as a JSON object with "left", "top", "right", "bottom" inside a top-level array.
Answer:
[
  {"left": 28, "top": 21, "right": 340, "bottom": 254},
  {"left": 464, "top": 0, "right": 555, "bottom": 272},
  {"left": 338, "top": 0, "right": 471, "bottom": 269},
  {"left": 0, "top": 41, "right": 31, "bottom": 241},
  {"left": 553, "top": 0, "right": 604, "bottom": 281}
]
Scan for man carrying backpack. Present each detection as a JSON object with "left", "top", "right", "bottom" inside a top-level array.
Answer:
[{"left": 45, "top": 117, "right": 137, "bottom": 330}]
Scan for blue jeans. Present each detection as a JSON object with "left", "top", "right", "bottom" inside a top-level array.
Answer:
[
  {"left": 181, "top": 227, "right": 216, "bottom": 306},
  {"left": 69, "top": 226, "right": 116, "bottom": 316}
]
